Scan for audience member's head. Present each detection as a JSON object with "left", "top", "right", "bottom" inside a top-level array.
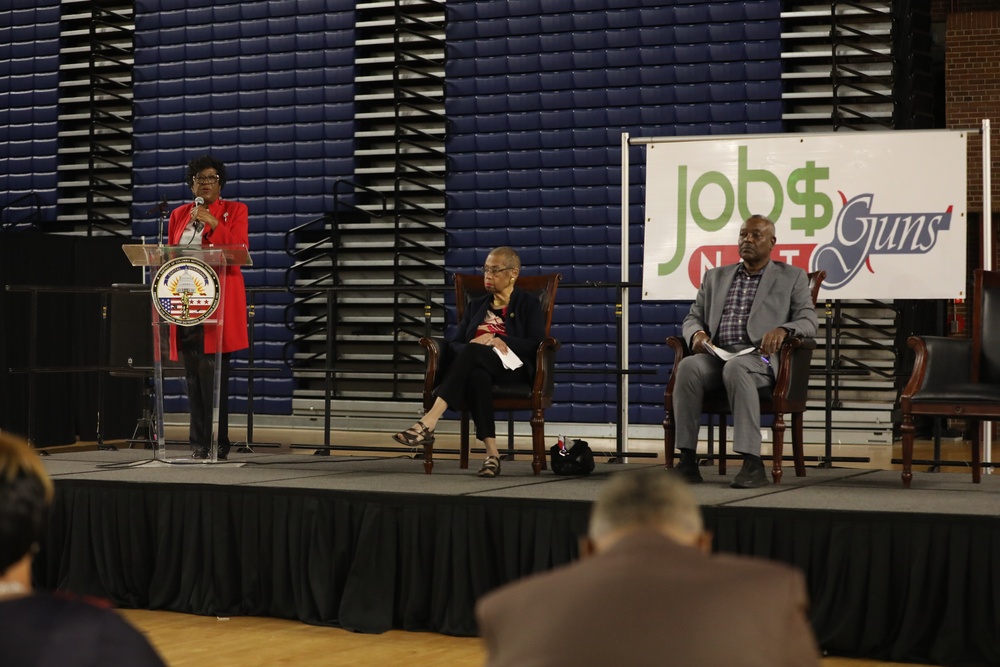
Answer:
[
  {"left": 0, "top": 431, "right": 53, "bottom": 583},
  {"left": 588, "top": 470, "right": 710, "bottom": 554}
]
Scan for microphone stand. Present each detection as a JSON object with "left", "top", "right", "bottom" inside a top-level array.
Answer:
[{"left": 154, "top": 197, "right": 168, "bottom": 285}]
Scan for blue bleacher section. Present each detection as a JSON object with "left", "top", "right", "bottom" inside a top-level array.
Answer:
[
  {"left": 445, "top": 0, "right": 783, "bottom": 424},
  {"left": 132, "top": 0, "right": 358, "bottom": 415},
  {"left": 3, "top": 1, "right": 786, "bottom": 427},
  {"left": 0, "top": 2, "right": 60, "bottom": 226}
]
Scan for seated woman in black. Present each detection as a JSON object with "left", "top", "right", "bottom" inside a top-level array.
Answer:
[{"left": 393, "top": 246, "right": 545, "bottom": 477}]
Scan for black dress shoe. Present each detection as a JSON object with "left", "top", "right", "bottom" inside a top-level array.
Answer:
[
  {"left": 672, "top": 457, "right": 704, "bottom": 484},
  {"left": 191, "top": 449, "right": 209, "bottom": 460},
  {"left": 217, "top": 443, "right": 230, "bottom": 461},
  {"left": 730, "top": 456, "right": 769, "bottom": 489}
]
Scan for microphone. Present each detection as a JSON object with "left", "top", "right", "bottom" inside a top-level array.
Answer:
[{"left": 191, "top": 197, "right": 205, "bottom": 232}]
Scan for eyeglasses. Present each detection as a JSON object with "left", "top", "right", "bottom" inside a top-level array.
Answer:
[
  {"left": 482, "top": 265, "right": 513, "bottom": 276},
  {"left": 193, "top": 175, "right": 220, "bottom": 185}
]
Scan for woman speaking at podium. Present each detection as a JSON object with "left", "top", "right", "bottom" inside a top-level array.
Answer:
[{"left": 167, "top": 155, "right": 249, "bottom": 460}]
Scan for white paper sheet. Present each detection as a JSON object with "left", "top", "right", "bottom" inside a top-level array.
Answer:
[
  {"left": 494, "top": 346, "right": 523, "bottom": 370},
  {"left": 703, "top": 342, "right": 757, "bottom": 362}
]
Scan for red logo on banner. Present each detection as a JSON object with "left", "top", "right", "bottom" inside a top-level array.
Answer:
[{"left": 687, "top": 245, "right": 816, "bottom": 289}]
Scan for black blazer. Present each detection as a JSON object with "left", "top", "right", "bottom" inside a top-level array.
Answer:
[{"left": 451, "top": 287, "right": 546, "bottom": 376}]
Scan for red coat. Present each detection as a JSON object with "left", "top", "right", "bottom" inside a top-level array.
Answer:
[{"left": 167, "top": 198, "right": 249, "bottom": 358}]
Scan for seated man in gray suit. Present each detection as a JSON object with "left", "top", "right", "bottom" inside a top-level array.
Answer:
[
  {"left": 476, "top": 471, "right": 821, "bottom": 667},
  {"left": 674, "top": 214, "right": 818, "bottom": 488}
]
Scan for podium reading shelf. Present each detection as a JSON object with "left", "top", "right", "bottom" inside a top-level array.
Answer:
[{"left": 123, "top": 244, "right": 251, "bottom": 463}]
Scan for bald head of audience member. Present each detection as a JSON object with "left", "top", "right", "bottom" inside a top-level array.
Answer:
[{"left": 587, "top": 470, "right": 712, "bottom": 555}]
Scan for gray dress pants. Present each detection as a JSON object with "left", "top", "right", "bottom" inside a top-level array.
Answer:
[{"left": 672, "top": 352, "right": 774, "bottom": 456}]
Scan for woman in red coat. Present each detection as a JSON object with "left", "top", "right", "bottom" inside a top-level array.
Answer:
[{"left": 167, "top": 155, "right": 248, "bottom": 460}]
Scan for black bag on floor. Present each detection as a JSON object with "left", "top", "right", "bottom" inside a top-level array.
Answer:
[{"left": 550, "top": 438, "right": 596, "bottom": 475}]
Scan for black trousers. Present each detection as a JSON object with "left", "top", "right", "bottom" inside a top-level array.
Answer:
[
  {"left": 178, "top": 325, "right": 231, "bottom": 454},
  {"left": 435, "top": 343, "right": 530, "bottom": 441}
]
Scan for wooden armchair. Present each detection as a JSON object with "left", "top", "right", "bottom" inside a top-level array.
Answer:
[
  {"left": 417, "top": 273, "right": 561, "bottom": 475},
  {"left": 899, "top": 269, "right": 1000, "bottom": 487},
  {"left": 663, "top": 270, "right": 825, "bottom": 484}
]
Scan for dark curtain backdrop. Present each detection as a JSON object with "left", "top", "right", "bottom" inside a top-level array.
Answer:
[
  {"left": 35, "top": 479, "right": 1000, "bottom": 664},
  {"left": 0, "top": 234, "right": 142, "bottom": 445}
]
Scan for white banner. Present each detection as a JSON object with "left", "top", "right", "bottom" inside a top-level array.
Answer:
[{"left": 641, "top": 131, "right": 968, "bottom": 300}]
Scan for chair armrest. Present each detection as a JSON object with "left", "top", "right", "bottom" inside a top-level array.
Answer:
[
  {"left": 773, "top": 335, "right": 816, "bottom": 406},
  {"left": 900, "top": 335, "right": 972, "bottom": 400},
  {"left": 663, "top": 336, "right": 688, "bottom": 405},
  {"left": 531, "top": 337, "right": 562, "bottom": 399},
  {"left": 418, "top": 337, "right": 443, "bottom": 410}
]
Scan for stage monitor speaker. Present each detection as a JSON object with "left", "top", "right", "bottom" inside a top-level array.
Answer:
[{"left": 109, "top": 284, "right": 153, "bottom": 372}]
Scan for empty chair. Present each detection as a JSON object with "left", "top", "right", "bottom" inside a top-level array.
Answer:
[{"left": 899, "top": 269, "right": 1000, "bottom": 487}]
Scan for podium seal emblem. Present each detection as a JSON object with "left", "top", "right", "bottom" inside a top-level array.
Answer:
[{"left": 151, "top": 257, "right": 221, "bottom": 326}]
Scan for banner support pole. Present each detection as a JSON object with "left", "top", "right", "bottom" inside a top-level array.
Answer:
[
  {"left": 982, "top": 119, "right": 993, "bottom": 472},
  {"left": 620, "top": 132, "right": 630, "bottom": 456}
]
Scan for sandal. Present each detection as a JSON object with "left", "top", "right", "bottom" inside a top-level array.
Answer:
[
  {"left": 393, "top": 420, "right": 435, "bottom": 447},
  {"left": 477, "top": 455, "right": 501, "bottom": 478}
]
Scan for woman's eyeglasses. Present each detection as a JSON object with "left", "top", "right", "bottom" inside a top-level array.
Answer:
[
  {"left": 192, "top": 175, "right": 220, "bottom": 185},
  {"left": 482, "top": 266, "right": 512, "bottom": 276}
]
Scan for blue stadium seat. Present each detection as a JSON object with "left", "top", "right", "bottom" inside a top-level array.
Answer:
[
  {"left": 473, "top": 94, "right": 507, "bottom": 114},
  {"left": 745, "top": 60, "right": 782, "bottom": 79},
  {"left": 747, "top": 100, "right": 782, "bottom": 120},
  {"left": 746, "top": 20, "right": 781, "bottom": 40},
  {"left": 571, "top": 382, "right": 614, "bottom": 404},
  {"left": 572, "top": 50, "right": 608, "bottom": 69},
  {"left": 447, "top": 190, "right": 478, "bottom": 211},
  {"left": 469, "top": 151, "right": 507, "bottom": 171},
  {"left": 501, "top": 14, "right": 537, "bottom": 35},
  {"left": 674, "top": 84, "right": 711, "bottom": 104},
  {"left": 743, "top": 41, "right": 781, "bottom": 60},
  {"left": 445, "top": 246, "right": 478, "bottom": 267},
  {"left": 674, "top": 44, "right": 713, "bottom": 63},
  {"left": 745, "top": 81, "right": 782, "bottom": 100},
  {"left": 564, "top": 89, "right": 603, "bottom": 109},
  {"left": 474, "top": 76, "right": 508, "bottom": 95},
  {"left": 538, "top": 51, "right": 573, "bottom": 72},
  {"left": 507, "top": 226, "right": 542, "bottom": 247},
  {"left": 510, "top": 72, "right": 543, "bottom": 93},
  {"left": 572, "top": 225, "right": 611, "bottom": 245},
  {"left": 476, "top": 170, "right": 509, "bottom": 189},
  {"left": 671, "top": 5, "right": 711, "bottom": 23},
  {"left": 448, "top": 172, "right": 476, "bottom": 191},
  {"left": 697, "top": 82, "right": 736, "bottom": 103},
  {"left": 572, "top": 33, "right": 610, "bottom": 54},
  {"left": 710, "top": 103, "right": 749, "bottom": 122}
]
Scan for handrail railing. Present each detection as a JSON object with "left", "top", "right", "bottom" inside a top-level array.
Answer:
[{"left": 0, "top": 192, "right": 42, "bottom": 232}]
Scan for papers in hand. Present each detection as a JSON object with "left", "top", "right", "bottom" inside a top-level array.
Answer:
[
  {"left": 494, "top": 346, "right": 523, "bottom": 370},
  {"left": 703, "top": 342, "right": 757, "bottom": 362}
]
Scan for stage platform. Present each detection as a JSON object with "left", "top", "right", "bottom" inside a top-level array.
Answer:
[{"left": 36, "top": 449, "right": 1000, "bottom": 665}]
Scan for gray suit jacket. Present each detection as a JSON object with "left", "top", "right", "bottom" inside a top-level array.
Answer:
[
  {"left": 476, "top": 530, "right": 821, "bottom": 667},
  {"left": 681, "top": 261, "right": 818, "bottom": 372}
]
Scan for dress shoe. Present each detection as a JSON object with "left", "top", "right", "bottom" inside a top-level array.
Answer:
[
  {"left": 672, "top": 453, "right": 704, "bottom": 484},
  {"left": 191, "top": 449, "right": 209, "bottom": 460},
  {"left": 730, "top": 455, "right": 769, "bottom": 489},
  {"left": 217, "top": 443, "right": 231, "bottom": 461}
]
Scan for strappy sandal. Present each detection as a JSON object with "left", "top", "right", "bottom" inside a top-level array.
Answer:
[
  {"left": 392, "top": 420, "right": 435, "bottom": 447},
  {"left": 477, "top": 455, "right": 501, "bottom": 478}
]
